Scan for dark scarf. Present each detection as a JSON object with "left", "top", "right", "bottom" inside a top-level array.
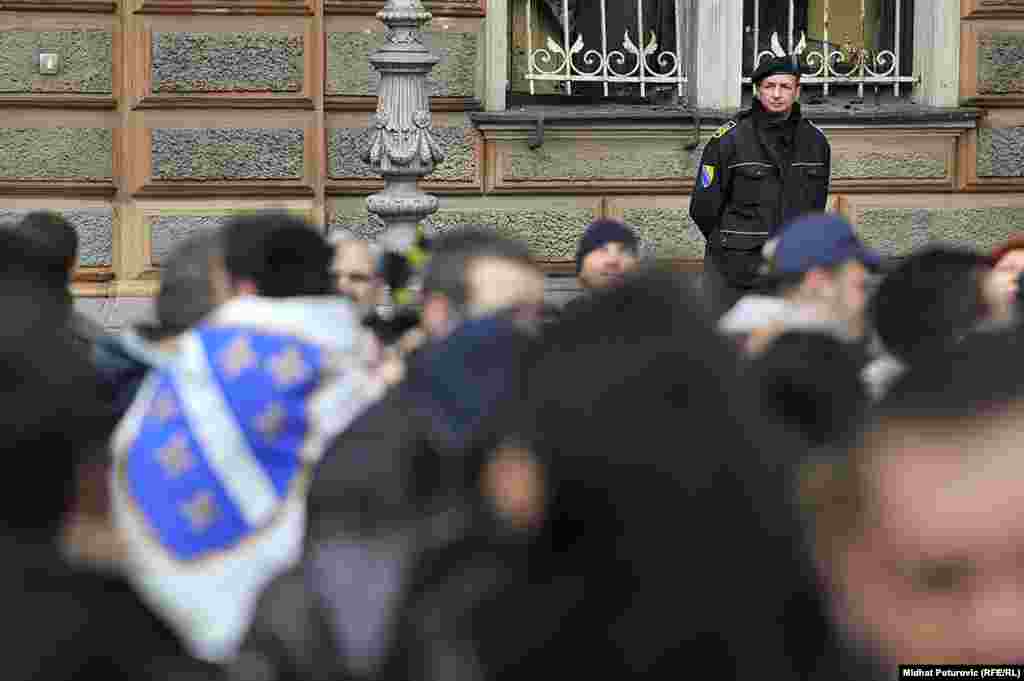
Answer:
[{"left": 752, "top": 97, "right": 800, "bottom": 163}]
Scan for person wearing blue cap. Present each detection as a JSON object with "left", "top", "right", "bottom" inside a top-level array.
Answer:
[
  {"left": 718, "top": 212, "right": 880, "bottom": 356},
  {"left": 690, "top": 32, "right": 831, "bottom": 318}
]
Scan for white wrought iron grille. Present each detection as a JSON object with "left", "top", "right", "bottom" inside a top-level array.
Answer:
[
  {"left": 524, "top": 0, "right": 689, "bottom": 98},
  {"left": 742, "top": 0, "right": 916, "bottom": 97}
]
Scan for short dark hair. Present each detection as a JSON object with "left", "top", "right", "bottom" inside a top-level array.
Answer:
[
  {"left": 222, "top": 211, "right": 333, "bottom": 298},
  {"left": 0, "top": 223, "right": 73, "bottom": 301},
  {"left": 17, "top": 211, "right": 78, "bottom": 274},
  {"left": 746, "top": 331, "right": 869, "bottom": 450},
  {"left": 155, "top": 230, "right": 223, "bottom": 337},
  {"left": 421, "top": 227, "right": 534, "bottom": 311},
  {"left": 870, "top": 245, "right": 990, "bottom": 363}
]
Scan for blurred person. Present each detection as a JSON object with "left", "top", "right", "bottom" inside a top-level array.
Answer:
[
  {"left": 864, "top": 245, "right": 993, "bottom": 399},
  {"left": 690, "top": 44, "right": 831, "bottom": 317},
  {"left": 232, "top": 315, "right": 538, "bottom": 681},
  {"left": 465, "top": 268, "right": 872, "bottom": 680},
  {"left": 15, "top": 210, "right": 107, "bottom": 354},
  {"left": 110, "top": 211, "right": 386, "bottom": 664},
  {"left": 805, "top": 333, "right": 1024, "bottom": 669},
  {"left": 418, "top": 227, "right": 545, "bottom": 340},
  {"left": 983, "top": 233, "right": 1024, "bottom": 326},
  {"left": 718, "top": 213, "right": 879, "bottom": 357},
  {"left": 0, "top": 274, "right": 217, "bottom": 680},
  {"left": 95, "top": 229, "right": 228, "bottom": 418},
  {"left": 331, "top": 233, "right": 384, "bottom": 318},
  {"left": 746, "top": 331, "right": 870, "bottom": 453}
]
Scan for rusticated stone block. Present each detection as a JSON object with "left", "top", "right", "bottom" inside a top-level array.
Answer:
[
  {"left": 621, "top": 208, "right": 705, "bottom": 259},
  {"left": 0, "top": 208, "right": 112, "bottom": 266},
  {"left": 832, "top": 151, "right": 946, "bottom": 180},
  {"left": 327, "top": 125, "right": 479, "bottom": 183},
  {"left": 0, "top": 30, "right": 112, "bottom": 94},
  {"left": 152, "top": 129, "right": 303, "bottom": 179},
  {"left": 855, "top": 208, "right": 929, "bottom": 257},
  {"left": 0, "top": 128, "right": 112, "bottom": 180},
  {"left": 502, "top": 136, "right": 699, "bottom": 181},
  {"left": 928, "top": 208, "right": 1024, "bottom": 251},
  {"left": 329, "top": 206, "right": 594, "bottom": 260},
  {"left": 853, "top": 207, "right": 1024, "bottom": 256},
  {"left": 153, "top": 33, "right": 303, "bottom": 93},
  {"left": 150, "top": 214, "right": 228, "bottom": 265},
  {"left": 977, "top": 32, "right": 1024, "bottom": 95},
  {"left": 977, "top": 127, "right": 1024, "bottom": 177},
  {"left": 326, "top": 30, "right": 479, "bottom": 97}
]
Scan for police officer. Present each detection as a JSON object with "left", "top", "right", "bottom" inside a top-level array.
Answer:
[{"left": 690, "top": 45, "right": 831, "bottom": 317}]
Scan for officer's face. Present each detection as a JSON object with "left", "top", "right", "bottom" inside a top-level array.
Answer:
[{"left": 757, "top": 75, "right": 800, "bottom": 114}]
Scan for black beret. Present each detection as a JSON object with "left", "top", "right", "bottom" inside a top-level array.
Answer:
[{"left": 751, "top": 56, "right": 802, "bottom": 84}]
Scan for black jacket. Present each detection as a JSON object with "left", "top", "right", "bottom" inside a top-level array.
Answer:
[{"left": 690, "top": 100, "right": 831, "bottom": 288}]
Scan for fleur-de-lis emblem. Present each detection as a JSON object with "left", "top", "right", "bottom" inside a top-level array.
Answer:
[
  {"left": 268, "top": 346, "right": 311, "bottom": 389},
  {"left": 157, "top": 432, "right": 194, "bottom": 478},
  {"left": 254, "top": 401, "right": 287, "bottom": 443},
  {"left": 180, "top": 491, "right": 218, "bottom": 533},
  {"left": 220, "top": 334, "right": 257, "bottom": 380}
]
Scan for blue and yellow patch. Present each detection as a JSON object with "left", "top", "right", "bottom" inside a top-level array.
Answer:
[{"left": 700, "top": 164, "right": 716, "bottom": 189}]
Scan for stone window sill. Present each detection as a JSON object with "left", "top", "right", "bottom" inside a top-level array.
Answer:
[{"left": 471, "top": 104, "right": 981, "bottom": 129}]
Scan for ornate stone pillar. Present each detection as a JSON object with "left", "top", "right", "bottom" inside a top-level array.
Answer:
[{"left": 363, "top": 0, "right": 446, "bottom": 252}]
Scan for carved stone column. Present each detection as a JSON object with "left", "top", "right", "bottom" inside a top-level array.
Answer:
[{"left": 363, "top": 0, "right": 445, "bottom": 253}]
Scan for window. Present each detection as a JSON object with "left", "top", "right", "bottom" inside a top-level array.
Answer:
[
  {"left": 510, "top": 0, "right": 690, "bottom": 101},
  {"left": 742, "top": 0, "right": 915, "bottom": 98}
]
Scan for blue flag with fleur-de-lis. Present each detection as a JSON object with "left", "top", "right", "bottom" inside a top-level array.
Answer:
[{"left": 111, "top": 296, "right": 385, "bottom": 662}]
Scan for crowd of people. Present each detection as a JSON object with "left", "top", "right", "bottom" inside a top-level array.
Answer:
[{"left": 6, "top": 204, "right": 1024, "bottom": 680}]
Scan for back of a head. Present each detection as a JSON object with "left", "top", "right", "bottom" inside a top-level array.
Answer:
[
  {"left": 871, "top": 245, "right": 989, "bottom": 363},
  {"left": 16, "top": 211, "right": 78, "bottom": 283},
  {"left": 0, "top": 224, "right": 73, "bottom": 302},
  {"left": 421, "top": 227, "right": 533, "bottom": 309},
  {"left": 222, "top": 211, "right": 332, "bottom": 298},
  {"left": 747, "top": 331, "right": 868, "bottom": 450},
  {"left": 155, "top": 230, "right": 223, "bottom": 338},
  {"left": 517, "top": 267, "right": 813, "bottom": 675}
]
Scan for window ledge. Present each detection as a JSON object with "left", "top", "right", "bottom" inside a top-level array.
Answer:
[{"left": 471, "top": 104, "right": 982, "bottom": 129}]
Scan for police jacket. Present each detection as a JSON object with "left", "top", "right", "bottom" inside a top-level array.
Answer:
[{"left": 689, "top": 99, "right": 831, "bottom": 288}]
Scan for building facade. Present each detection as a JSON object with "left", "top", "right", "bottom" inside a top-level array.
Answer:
[{"left": 1, "top": 0, "right": 1022, "bottom": 318}]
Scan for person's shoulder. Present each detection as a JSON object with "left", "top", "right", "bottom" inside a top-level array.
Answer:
[{"left": 802, "top": 117, "right": 830, "bottom": 144}]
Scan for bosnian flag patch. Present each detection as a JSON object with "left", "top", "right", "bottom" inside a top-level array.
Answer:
[{"left": 700, "top": 164, "right": 716, "bottom": 189}]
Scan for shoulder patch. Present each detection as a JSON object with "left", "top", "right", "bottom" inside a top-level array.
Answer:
[{"left": 712, "top": 120, "right": 737, "bottom": 139}]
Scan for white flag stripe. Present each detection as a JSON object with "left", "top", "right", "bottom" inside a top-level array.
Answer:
[{"left": 174, "top": 332, "right": 279, "bottom": 528}]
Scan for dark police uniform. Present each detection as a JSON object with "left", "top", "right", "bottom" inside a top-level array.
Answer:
[{"left": 690, "top": 98, "right": 831, "bottom": 312}]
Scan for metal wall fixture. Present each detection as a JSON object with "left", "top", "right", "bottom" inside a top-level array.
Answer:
[
  {"left": 523, "top": 0, "right": 690, "bottom": 98},
  {"left": 742, "top": 0, "right": 917, "bottom": 97},
  {"left": 38, "top": 51, "right": 60, "bottom": 75}
]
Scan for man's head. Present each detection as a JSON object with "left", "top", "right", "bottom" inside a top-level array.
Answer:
[
  {"left": 154, "top": 230, "right": 227, "bottom": 339},
  {"left": 806, "top": 335, "right": 1024, "bottom": 666},
  {"left": 420, "top": 228, "right": 543, "bottom": 339},
  {"left": 871, "top": 246, "right": 992, "bottom": 364},
  {"left": 219, "top": 211, "right": 333, "bottom": 298},
  {"left": 575, "top": 219, "right": 640, "bottom": 291},
  {"left": 15, "top": 211, "right": 78, "bottom": 288},
  {"left": 330, "top": 234, "right": 383, "bottom": 316},
  {"left": 753, "top": 56, "right": 802, "bottom": 114},
  {"left": 766, "top": 213, "right": 879, "bottom": 340}
]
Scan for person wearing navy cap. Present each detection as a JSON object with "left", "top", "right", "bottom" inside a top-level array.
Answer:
[
  {"left": 719, "top": 212, "right": 879, "bottom": 355},
  {"left": 690, "top": 32, "right": 832, "bottom": 319}
]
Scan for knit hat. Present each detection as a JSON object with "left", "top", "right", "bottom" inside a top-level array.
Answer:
[{"left": 575, "top": 219, "right": 639, "bottom": 274}]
